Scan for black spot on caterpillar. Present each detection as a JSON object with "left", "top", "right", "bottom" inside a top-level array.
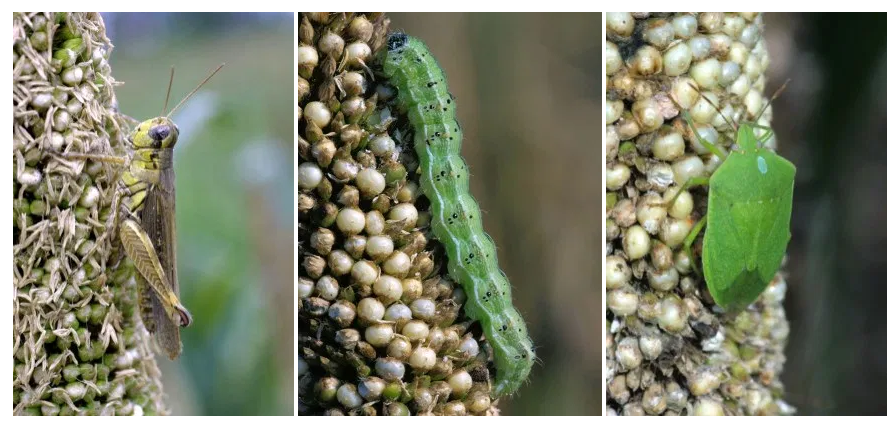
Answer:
[{"left": 381, "top": 33, "right": 534, "bottom": 397}]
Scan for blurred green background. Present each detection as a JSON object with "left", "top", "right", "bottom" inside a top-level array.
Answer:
[
  {"left": 102, "top": 12, "right": 294, "bottom": 415},
  {"left": 762, "top": 13, "right": 886, "bottom": 416},
  {"left": 388, "top": 13, "right": 602, "bottom": 416}
]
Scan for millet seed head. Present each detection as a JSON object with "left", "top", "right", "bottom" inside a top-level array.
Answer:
[{"left": 605, "top": 12, "right": 792, "bottom": 416}]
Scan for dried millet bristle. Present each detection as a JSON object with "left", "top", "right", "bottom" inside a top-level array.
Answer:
[
  {"left": 604, "top": 12, "right": 794, "bottom": 416},
  {"left": 297, "top": 13, "right": 498, "bottom": 416},
  {"left": 13, "top": 12, "right": 167, "bottom": 415}
]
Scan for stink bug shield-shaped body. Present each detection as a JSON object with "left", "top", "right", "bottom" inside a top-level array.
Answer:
[
  {"left": 700, "top": 124, "right": 795, "bottom": 310},
  {"left": 677, "top": 84, "right": 796, "bottom": 311},
  {"left": 61, "top": 64, "right": 223, "bottom": 359}
]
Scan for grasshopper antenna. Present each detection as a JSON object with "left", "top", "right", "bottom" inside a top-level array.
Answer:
[
  {"left": 166, "top": 63, "right": 225, "bottom": 118},
  {"left": 162, "top": 67, "right": 175, "bottom": 116}
]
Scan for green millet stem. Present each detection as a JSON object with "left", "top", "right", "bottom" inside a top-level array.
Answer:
[
  {"left": 13, "top": 12, "right": 168, "bottom": 415},
  {"left": 605, "top": 13, "right": 793, "bottom": 416}
]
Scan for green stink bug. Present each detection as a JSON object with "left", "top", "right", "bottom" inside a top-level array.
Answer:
[{"left": 671, "top": 83, "right": 796, "bottom": 311}]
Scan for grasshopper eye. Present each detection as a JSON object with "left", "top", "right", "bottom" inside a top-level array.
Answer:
[{"left": 148, "top": 125, "right": 171, "bottom": 142}]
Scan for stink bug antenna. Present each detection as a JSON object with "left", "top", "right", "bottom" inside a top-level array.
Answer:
[
  {"left": 166, "top": 63, "right": 225, "bottom": 119},
  {"left": 667, "top": 83, "right": 728, "bottom": 161},
  {"left": 162, "top": 67, "right": 175, "bottom": 116},
  {"left": 687, "top": 83, "right": 738, "bottom": 132},
  {"left": 753, "top": 78, "right": 791, "bottom": 123}
]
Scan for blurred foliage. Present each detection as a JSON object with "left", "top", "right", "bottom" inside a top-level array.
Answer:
[
  {"left": 762, "top": 13, "right": 886, "bottom": 416},
  {"left": 388, "top": 13, "right": 602, "bottom": 416},
  {"left": 103, "top": 12, "right": 294, "bottom": 416}
]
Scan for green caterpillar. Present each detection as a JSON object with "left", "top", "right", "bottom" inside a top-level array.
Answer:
[{"left": 380, "top": 33, "right": 534, "bottom": 397}]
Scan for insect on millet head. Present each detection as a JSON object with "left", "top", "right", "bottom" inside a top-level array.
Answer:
[
  {"left": 387, "top": 31, "right": 408, "bottom": 52},
  {"left": 131, "top": 117, "right": 180, "bottom": 149}
]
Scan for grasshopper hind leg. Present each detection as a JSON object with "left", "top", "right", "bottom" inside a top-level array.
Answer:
[
  {"left": 119, "top": 219, "right": 192, "bottom": 327},
  {"left": 124, "top": 220, "right": 191, "bottom": 360}
]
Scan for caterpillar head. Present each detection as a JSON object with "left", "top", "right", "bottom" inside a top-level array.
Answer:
[{"left": 386, "top": 31, "right": 408, "bottom": 53}]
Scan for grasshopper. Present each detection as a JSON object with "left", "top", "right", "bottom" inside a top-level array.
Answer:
[{"left": 60, "top": 64, "right": 223, "bottom": 359}]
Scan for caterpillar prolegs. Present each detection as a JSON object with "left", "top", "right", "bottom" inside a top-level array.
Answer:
[{"left": 381, "top": 33, "right": 534, "bottom": 397}]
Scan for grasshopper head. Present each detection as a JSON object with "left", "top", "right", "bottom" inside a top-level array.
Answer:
[{"left": 131, "top": 116, "right": 180, "bottom": 149}]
